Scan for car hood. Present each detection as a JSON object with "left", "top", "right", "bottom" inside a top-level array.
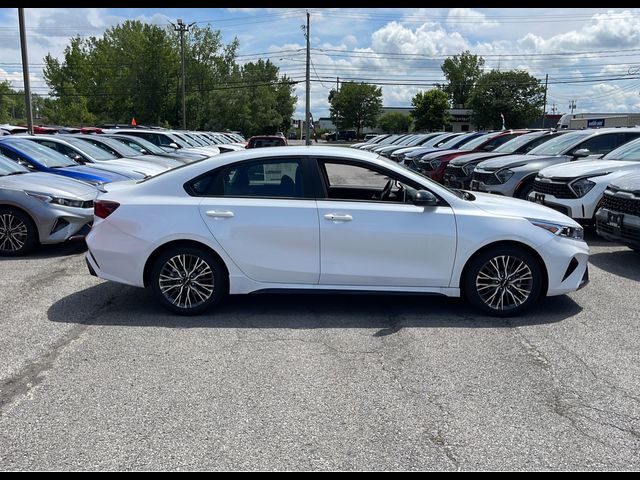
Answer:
[
  {"left": 449, "top": 151, "right": 508, "bottom": 166},
  {"left": 471, "top": 191, "right": 580, "bottom": 227},
  {"left": 538, "top": 160, "right": 640, "bottom": 179},
  {"left": 0, "top": 171, "right": 97, "bottom": 199},
  {"left": 404, "top": 146, "right": 443, "bottom": 158},
  {"left": 62, "top": 165, "right": 130, "bottom": 181},
  {"left": 125, "top": 155, "right": 182, "bottom": 169},
  {"left": 420, "top": 149, "right": 461, "bottom": 160},
  {"left": 609, "top": 171, "right": 640, "bottom": 193},
  {"left": 476, "top": 154, "right": 567, "bottom": 171}
]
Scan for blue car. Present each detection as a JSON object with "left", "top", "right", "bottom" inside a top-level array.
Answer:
[{"left": 0, "top": 137, "right": 128, "bottom": 185}]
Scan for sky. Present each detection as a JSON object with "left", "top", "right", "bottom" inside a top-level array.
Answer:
[{"left": 2, "top": 7, "right": 640, "bottom": 122}]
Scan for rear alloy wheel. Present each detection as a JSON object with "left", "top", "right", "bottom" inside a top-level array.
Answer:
[
  {"left": 0, "top": 208, "right": 37, "bottom": 257},
  {"left": 150, "top": 245, "right": 227, "bottom": 315},
  {"left": 463, "top": 246, "right": 543, "bottom": 317}
]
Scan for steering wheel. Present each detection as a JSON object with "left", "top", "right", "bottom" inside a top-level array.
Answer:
[{"left": 379, "top": 179, "right": 394, "bottom": 201}]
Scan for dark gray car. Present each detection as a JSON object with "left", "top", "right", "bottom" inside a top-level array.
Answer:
[{"left": 471, "top": 128, "right": 640, "bottom": 198}]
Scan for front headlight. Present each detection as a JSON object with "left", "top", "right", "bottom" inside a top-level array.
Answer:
[
  {"left": 495, "top": 169, "right": 514, "bottom": 183},
  {"left": 25, "top": 191, "right": 86, "bottom": 208},
  {"left": 462, "top": 164, "right": 476, "bottom": 176},
  {"left": 528, "top": 218, "right": 584, "bottom": 240},
  {"left": 570, "top": 178, "right": 596, "bottom": 198}
]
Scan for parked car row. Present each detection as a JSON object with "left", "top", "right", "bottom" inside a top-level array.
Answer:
[
  {"left": 0, "top": 128, "right": 250, "bottom": 256},
  {"left": 356, "top": 128, "right": 640, "bottom": 252}
]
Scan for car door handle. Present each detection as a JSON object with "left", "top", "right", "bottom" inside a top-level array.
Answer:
[
  {"left": 324, "top": 213, "right": 353, "bottom": 222},
  {"left": 206, "top": 210, "right": 235, "bottom": 218}
]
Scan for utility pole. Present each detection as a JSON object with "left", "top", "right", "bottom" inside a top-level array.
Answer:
[
  {"left": 171, "top": 18, "right": 195, "bottom": 130},
  {"left": 304, "top": 11, "right": 311, "bottom": 146},
  {"left": 18, "top": 8, "right": 33, "bottom": 134},
  {"left": 569, "top": 99, "right": 576, "bottom": 115},
  {"left": 541, "top": 73, "right": 548, "bottom": 128}
]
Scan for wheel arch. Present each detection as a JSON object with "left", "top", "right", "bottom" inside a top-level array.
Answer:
[
  {"left": 513, "top": 174, "right": 537, "bottom": 199},
  {"left": 459, "top": 240, "right": 549, "bottom": 297},
  {"left": 143, "top": 239, "right": 230, "bottom": 288}
]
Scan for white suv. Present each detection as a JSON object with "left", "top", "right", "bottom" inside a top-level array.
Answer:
[{"left": 529, "top": 136, "right": 640, "bottom": 222}]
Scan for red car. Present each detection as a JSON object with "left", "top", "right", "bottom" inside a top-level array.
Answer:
[
  {"left": 417, "top": 130, "right": 532, "bottom": 183},
  {"left": 246, "top": 135, "right": 288, "bottom": 149}
]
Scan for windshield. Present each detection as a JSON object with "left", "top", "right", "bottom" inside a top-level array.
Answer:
[
  {"left": 439, "top": 132, "right": 476, "bottom": 149},
  {"left": 63, "top": 137, "right": 119, "bottom": 160},
  {"left": 493, "top": 131, "right": 547, "bottom": 153},
  {"left": 460, "top": 132, "right": 496, "bottom": 151},
  {"left": 0, "top": 155, "right": 29, "bottom": 174},
  {"left": 173, "top": 133, "right": 198, "bottom": 147},
  {"left": 404, "top": 135, "right": 429, "bottom": 147},
  {"left": 528, "top": 131, "right": 592, "bottom": 156},
  {"left": 111, "top": 135, "right": 165, "bottom": 154},
  {"left": 80, "top": 136, "right": 143, "bottom": 157},
  {"left": 603, "top": 137, "right": 640, "bottom": 161},
  {"left": 5, "top": 140, "right": 76, "bottom": 167}
]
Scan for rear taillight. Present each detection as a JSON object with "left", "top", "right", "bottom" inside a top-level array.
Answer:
[{"left": 94, "top": 200, "right": 120, "bottom": 219}]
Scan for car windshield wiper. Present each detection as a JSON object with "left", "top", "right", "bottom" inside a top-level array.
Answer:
[{"left": 5, "top": 171, "right": 27, "bottom": 175}]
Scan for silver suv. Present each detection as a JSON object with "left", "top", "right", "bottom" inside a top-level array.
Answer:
[{"left": 470, "top": 128, "right": 640, "bottom": 198}]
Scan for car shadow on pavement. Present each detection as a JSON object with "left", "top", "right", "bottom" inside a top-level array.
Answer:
[
  {"left": 589, "top": 249, "right": 640, "bottom": 281},
  {"left": 48, "top": 282, "right": 582, "bottom": 331},
  {"left": 0, "top": 241, "right": 87, "bottom": 261}
]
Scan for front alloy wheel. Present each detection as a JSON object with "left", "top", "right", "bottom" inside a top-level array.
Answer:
[
  {"left": 0, "top": 208, "right": 37, "bottom": 256},
  {"left": 464, "top": 246, "right": 543, "bottom": 316},
  {"left": 151, "top": 245, "right": 226, "bottom": 315}
]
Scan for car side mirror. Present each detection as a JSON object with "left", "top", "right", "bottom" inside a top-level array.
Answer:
[
  {"left": 169, "top": 142, "right": 179, "bottom": 149},
  {"left": 411, "top": 190, "right": 439, "bottom": 207},
  {"left": 72, "top": 153, "right": 86, "bottom": 164},
  {"left": 572, "top": 148, "right": 590, "bottom": 158}
]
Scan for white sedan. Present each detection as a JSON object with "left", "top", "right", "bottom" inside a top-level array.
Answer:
[{"left": 85, "top": 146, "right": 589, "bottom": 316}]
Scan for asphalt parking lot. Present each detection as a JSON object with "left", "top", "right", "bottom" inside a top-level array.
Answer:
[{"left": 0, "top": 233, "right": 639, "bottom": 470}]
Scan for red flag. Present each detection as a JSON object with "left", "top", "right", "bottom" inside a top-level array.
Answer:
[{"left": 131, "top": 117, "right": 137, "bottom": 126}]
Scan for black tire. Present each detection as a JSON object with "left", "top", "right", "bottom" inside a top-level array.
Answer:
[
  {"left": 0, "top": 207, "right": 38, "bottom": 257},
  {"left": 462, "top": 245, "right": 544, "bottom": 317},
  {"left": 515, "top": 180, "right": 534, "bottom": 200},
  {"left": 150, "top": 245, "right": 227, "bottom": 315}
]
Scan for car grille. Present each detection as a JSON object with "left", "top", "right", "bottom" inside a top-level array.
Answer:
[
  {"left": 472, "top": 171, "right": 499, "bottom": 185},
  {"left": 532, "top": 179, "right": 576, "bottom": 199},
  {"left": 602, "top": 190, "right": 640, "bottom": 216},
  {"left": 445, "top": 165, "right": 464, "bottom": 178}
]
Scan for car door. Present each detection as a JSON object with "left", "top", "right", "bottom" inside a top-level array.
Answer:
[
  {"left": 194, "top": 156, "right": 320, "bottom": 285},
  {"left": 315, "top": 158, "right": 457, "bottom": 287}
]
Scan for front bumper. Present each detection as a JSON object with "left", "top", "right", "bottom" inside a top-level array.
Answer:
[
  {"left": 526, "top": 190, "right": 602, "bottom": 221},
  {"left": 595, "top": 207, "right": 640, "bottom": 250},
  {"left": 470, "top": 176, "right": 520, "bottom": 197}
]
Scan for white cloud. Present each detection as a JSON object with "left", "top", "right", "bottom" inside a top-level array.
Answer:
[{"left": 446, "top": 8, "right": 499, "bottom": 34}]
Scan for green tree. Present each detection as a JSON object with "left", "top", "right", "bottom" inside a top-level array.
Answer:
[
  {"left": 329, "top": 82, "right": 383, "bottom": 139},
  {"left": 41, "top": 21, "right": 295, "bottom": 134},
  {"left": 468, "top": 70, "right": 544, "bottom": 129},
  {"left": 378, "top": 111, "right": 412, "bottom": 133},
  {"left": 411, "top": 89, "right": 451, "bottom": 132},
  {"left": 441, "top": 51, "right": 485, "bottom": 108}
]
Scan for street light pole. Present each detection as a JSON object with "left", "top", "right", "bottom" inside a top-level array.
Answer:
[
  {"left": 171, "top": 19, "right": 196, "bottom": 130},
  {"left": 304, "top": 11, "right": 311, "bottom": 146},
  {"left": 18, "top": 8, "right": 33, "bottom": 134}
]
